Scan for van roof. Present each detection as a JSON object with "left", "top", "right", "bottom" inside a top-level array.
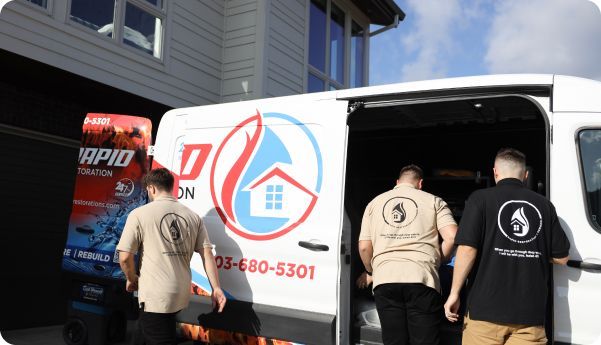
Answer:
[
  {"left": 337, "top": 74, "right": 555, "bottom": 100},
  {"left": 338, "top": 74, "right": 601, "bottom": 113}
]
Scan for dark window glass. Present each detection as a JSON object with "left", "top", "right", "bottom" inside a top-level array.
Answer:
[
  {"left": 308, "top": 73, "right": 325, "bottom": 93},
  {"left": 70, "top": 0, "right": 115, "bottom": 38},
  {"left": 25, "top": 0, "right": 47, "bottom": 8},
  {"left": 144, "top": 0, "right": 162, "bottom": 8},
  {"left": 124, "top": 2, "right": 161, "bottom": 58},
  {"left": 309, "top": 0, "right": 327, "bottom": 73},
  {"left": 329, "top": 3, "right": 345, "bottom": 84},
  {"left": 578, "top": 129, "right": 601, "bottom": 231},
  {"left": 350, "top": 21, "right": 364, "bottom": 88}
]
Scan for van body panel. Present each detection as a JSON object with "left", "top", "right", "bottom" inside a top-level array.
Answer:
[
  {"left": 154, "top": 98, "right": 348, "bottom": 343},
  {"left": 551, "top": 112, "right": 601, "bottom": 345},
  {"left": 553, "top": 75, "right": 601, "bottom": 113},
  {"left": 147, "top": 74, "right": 601, "bottom": 344}
]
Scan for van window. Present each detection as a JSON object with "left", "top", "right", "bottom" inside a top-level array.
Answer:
[{"left": 578, "top": 129, "right": 601, "bottom": 232}]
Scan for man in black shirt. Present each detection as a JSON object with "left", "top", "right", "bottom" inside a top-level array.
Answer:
[{"left": 444, "top": 148, "right": 570, "bottom": 345}]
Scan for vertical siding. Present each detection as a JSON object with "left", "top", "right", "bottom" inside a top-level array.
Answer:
[
  {"left": 221, "top": 0, "right": 259, "bottom": 103},
  {"left": 0, "top": 0, "right": 225, "bottom": 108},
  {"left": 265, "top": 0, "right": 306, "bottom": 97}
]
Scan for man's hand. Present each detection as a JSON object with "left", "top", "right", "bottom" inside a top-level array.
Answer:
[
  {"left": 212, "top": 287, "right": 227, "bottom": 313},
  {"left": 126, "top": 277, "right": 138, "bottom": 292},
  {"left": 444, "top": 292, "right": 460, "bottom": 322},
  {"left": 355, "top": 272, "right": 373, "bottom": 289}
]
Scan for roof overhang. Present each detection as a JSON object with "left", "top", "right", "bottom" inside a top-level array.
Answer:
[{"left": 351, "top": 0, "right": 405, "bottom": 26}]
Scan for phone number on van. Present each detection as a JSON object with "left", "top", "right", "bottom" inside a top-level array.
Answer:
[{"left": 215, "top": 256, "right": 316, "bottom": 280}]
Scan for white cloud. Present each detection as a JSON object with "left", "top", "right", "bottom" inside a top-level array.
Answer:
[
  {"left": 485, "top": 0, "right": 601, "bottom": 80},
  {"left": 398, "top": 0, "right": 462, "bottom": 81}
]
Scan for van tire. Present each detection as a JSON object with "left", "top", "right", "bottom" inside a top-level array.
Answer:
[{"left": 63, "top": 318, "right": 88, "bottom": 345}]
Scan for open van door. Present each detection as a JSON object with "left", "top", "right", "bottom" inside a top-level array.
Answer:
[
  {"left": 551, "top": 76, "right": 601, "bottom": 345},
  {"left": 152, "top": 97, "right": 349, "bottom": 344}
]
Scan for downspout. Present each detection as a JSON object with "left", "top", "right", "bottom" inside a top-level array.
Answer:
[{"left": 368, "top": 14, "right": 400, "bottom": 37}]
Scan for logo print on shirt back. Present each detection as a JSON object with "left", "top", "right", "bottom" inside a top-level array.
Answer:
[
  {"left": 383, "top": 197, "right": 418, "bottom": 228},
  {"left": 497, "top": 201, "right": 542, "bottom": 243},
  {"left": 392, "top": 203, "right": 406, "bottom": 223},
  {"left": 160, "top": 213, "right": 188, "bottom": 244},
  {"left": 511, "top": 207, "right": 530, "bottom": 237}
]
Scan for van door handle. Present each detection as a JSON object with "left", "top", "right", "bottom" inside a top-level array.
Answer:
[
  {"left": 298, "top": 241, "right": 329, "bottom": 252},
  {"left": 566, "top": 260, "right": 601, "bottom": 271}
]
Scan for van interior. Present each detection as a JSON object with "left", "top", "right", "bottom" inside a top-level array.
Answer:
[{"left": 344, "top": 95, "right": 549, "bottom": 344}]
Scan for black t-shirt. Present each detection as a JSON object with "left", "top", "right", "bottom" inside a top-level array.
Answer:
[{"left": 455, "top": 178, "right": 570, "bottom": 325}]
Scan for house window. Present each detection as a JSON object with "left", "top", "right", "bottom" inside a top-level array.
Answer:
[
  {"left": 69, "top": 0, "right": 165, "bottom": 59},
  {"left": 307, "top": 0, "right": 367, "bottom": 92},
  {"left": 23, "top": 0, "right": 48, "bottom": 8},
  {"left": 124, "top": 2, "right": 162, "bottom": 58},
  {"left": 70, "top": 0, "right": 115, "bottom": 38},
  {"left": 578, "top": 129, "right": 601, "bottom": 233},
  {"left": 265, "top": 185, "right": 284, "bottom": 210}
]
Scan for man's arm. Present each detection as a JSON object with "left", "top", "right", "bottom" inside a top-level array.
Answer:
[
  {"left": 198, "top": 247, "right": 226, "bottom": 312},
  {"left": 444, "top": 245, "right": 478, "bottom": 322},
  {"left": 439, "top": 224, "right": 457, "bottom": 262},
  {"left": 356, "top": 240, "right": 374, "bottom": 289},
  {"left": 118, "top": 251, "right": 138, "bottom": 292},
  {"left": 551, "top": 256, "right": 569, "bottom": 265},
  {"left": 358, "top": 240, "right": 373, "bottom": 273}
]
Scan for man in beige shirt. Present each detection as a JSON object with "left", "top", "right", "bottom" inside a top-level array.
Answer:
[
  {"left": 117, "top": 168, "right": 226, "bottom": 345},
  {"left": 358, "top": 165, "right": 457, "bottom": 345}
]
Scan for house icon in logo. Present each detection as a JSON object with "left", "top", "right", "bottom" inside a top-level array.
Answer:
[
  {"left": 392, "top": 203, "right": 406, "bottom": 223},
  {"left": 510, "top": 207, "right": 530, "bottom": 237},
  {"left": 243, "top": 164, "right": 317, "bottom": 218}
]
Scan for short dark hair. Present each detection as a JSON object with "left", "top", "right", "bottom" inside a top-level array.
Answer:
[
  {"left": 495, "top": 148, "right": 526, "bottom": 167},
  {"left": 143, "top": 168, "right": 174, "bottom": 192},
  {"left": 399, "top": 164, "right": 423, "bottom": 181}
]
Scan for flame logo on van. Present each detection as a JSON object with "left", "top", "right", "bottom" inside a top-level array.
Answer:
[{"left": 210, "top": 111, "right": 323, "bottom": 240}]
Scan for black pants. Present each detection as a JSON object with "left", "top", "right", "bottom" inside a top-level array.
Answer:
[
  {"left": 132, "top": 305, "right": 177, "bottom": 345},
  {"left": 374, "top": 283, "right": 443, "bottom": 345}
]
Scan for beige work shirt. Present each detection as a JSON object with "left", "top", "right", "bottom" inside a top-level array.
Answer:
[
  {"left": 359, "top": 183, "right": 456, "bottom": 292},
  {"left": 117, "top": 195, "right": 212, "bottom": 313}
]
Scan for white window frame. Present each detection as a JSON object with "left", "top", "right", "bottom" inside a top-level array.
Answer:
[
  {"left": 66, "top": 0, "right": 166, "bottom": 61},
  {"left": 306, "top": 0, "right": 369, "bottom": 92}
]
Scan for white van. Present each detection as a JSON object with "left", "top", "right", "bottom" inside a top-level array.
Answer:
[{"left": 147, "top": 74, "right": 601, "bottom": 345}]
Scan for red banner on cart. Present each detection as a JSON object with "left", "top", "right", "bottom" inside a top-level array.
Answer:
[{"left": 62, "top": 113, "right": 152, "bottom": 280}]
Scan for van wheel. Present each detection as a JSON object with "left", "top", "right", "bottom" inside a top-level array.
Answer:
[
  {"left": 63, "top": 318, "right": 88, "bottom": 345},
  {"left": 107, "top": 312, "right": 127, "bottom": 342}
]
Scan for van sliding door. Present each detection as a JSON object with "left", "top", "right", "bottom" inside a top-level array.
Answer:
[
  {"left": 551, "top": 113, "right": 601, "bottom": 345},
  {"left": 162, "top": 98, "right": 349, "bottom": 345}
]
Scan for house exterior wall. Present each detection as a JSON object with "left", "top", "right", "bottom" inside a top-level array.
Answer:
[
  {"left": 264, "top": 0, "right": 306, "bottom": 97},
  {"left": 221, "top": 0, "right": 260, "bottom": 102},
  {"left": 0, "top": 0, "right": 374, "bottom": 107},
  {"left": 0, "top": 0, "right": 225, "bottom": 108}
]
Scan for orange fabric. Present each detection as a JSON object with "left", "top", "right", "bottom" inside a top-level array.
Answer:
[{"left": 462, "top": 314, "right": 547, "bottom": 345}]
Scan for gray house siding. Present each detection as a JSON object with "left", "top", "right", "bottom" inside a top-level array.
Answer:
[
  {"left": 221, "top": 0, "right": 259, "bottom": 103},
  {"left": 265, "top": 0, "right": 306, "bottom": 97},
  {"left": 0, "top": 0, "right": 225, "bottom": 108}
]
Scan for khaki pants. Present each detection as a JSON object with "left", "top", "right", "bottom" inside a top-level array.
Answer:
[{"left": 462, "top": 314, "right": 547, "bottom": 345}]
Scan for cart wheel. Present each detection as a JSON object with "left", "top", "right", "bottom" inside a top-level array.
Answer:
[
  {"left": 63, "top": 318, "right": 88, "bottom": 345},
  {"left": 107, "top": 312, "right": 127, "bottom": 342}
]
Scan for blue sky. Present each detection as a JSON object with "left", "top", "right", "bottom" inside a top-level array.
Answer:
[{"left": 370, "top": 0, "right": 601, "bottom": 85}]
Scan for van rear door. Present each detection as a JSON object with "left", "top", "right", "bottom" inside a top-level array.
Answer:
[
  {"left": 154, "top": 97, "right": 349, "bottom": 344},
  {"left": 551, "top": 76, "right": 601, "bottom": 345}
]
